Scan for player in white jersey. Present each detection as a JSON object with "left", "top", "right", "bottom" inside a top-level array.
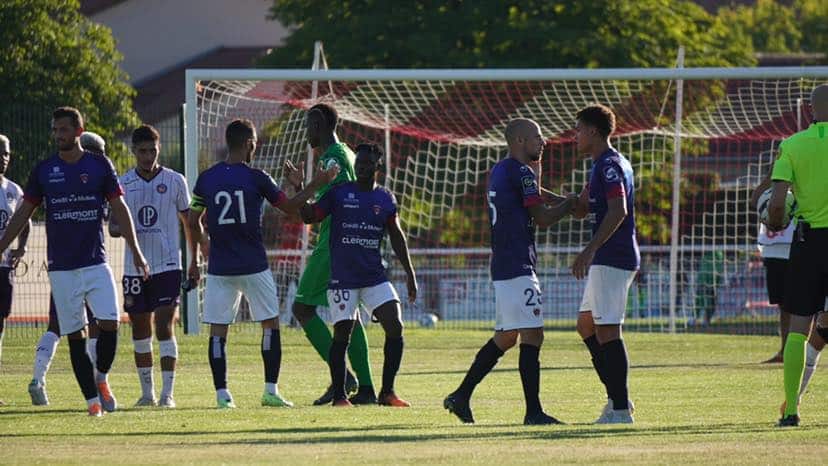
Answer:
[
  {"left": 0, "top": 134, "right": 31, "bottom": 406},
  {"left": 110, "top": 125, "right": 193, "bottom": 408}
]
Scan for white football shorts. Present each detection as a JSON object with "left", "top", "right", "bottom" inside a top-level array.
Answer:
[
  {"left": 48, "top": 263, "right": 119, "bottom": 335},
  {"left": 203, "top": 270, "right": 279, "bottom": 324},
  {"left": 579, "top": 264, "right": 637, "bottom": 325},
  {"left": 493, "top": 274, "right": 544, "bottom": 331},
  {"left": 326, "top": 281, "right": 400, "bottom": 325}
]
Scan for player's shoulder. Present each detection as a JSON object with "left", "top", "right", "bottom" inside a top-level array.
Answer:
[
  {"left": 84, "top": 151, "right": 117, "bottom": 171},
  {"left": 119, "top": 167, "right": 137, "bottom": 183},
  {"left": 161, "top": 166, "right": 188, "bottom": 186},
  {"left": 374, "top": 185, "right": 396, "bottom": 201},
  {"left": 1, "top": 178, "right": 23, "bottom": 197}
]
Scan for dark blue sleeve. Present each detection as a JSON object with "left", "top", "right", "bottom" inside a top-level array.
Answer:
[
  {"left": 259, "top": 170, "right": 287, "bottom": 207},
  {"left": 102, "top": 156, "right": 124, "bottom": 200},
  {"left": 23, "top": 164, "right": 43, "bottom": 205},
  {"left": 512, "top": 163, "right": 542, "bottom": 207}
]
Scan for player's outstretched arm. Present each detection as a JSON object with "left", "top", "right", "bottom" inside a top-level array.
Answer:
[
  {"left": 10, "top": 217, "right": 31, "bottom": 269},
  {"left": 277, "top": 164, "right": 339, "bottom": 215},
  {"left": 110, "top": 196, "right": 149, "bottom": 279},
  {"left": 572, "top": 196, "right": 627, "bottom": 279},
  {"left": 299, "top": 203, "right": 320, "bottom": 224},
  {"left": 572, "top": 187, "right": 589, "bottom": 219},
  {"left": 0, "top": 200, "right": 37, "bottom": 254},
  {"left": 187, "top": 207, "right": 206, "bottom": 282},
  {"left": 767, "top": 180, "right": 791, "bottom": 232},
  {"left": 528, "top": 194, "right": 577, "bottom": 228},
  {"left": 388, "top": 216, "right": 418, "bottom": 302}
]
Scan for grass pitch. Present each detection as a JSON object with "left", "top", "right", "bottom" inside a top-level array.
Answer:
[{"left": 1, "top": 327, "right": 826, "bottom": 465}]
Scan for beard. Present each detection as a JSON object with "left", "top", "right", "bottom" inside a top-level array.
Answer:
[{"left": 57, "top": 140, "right": 75, "bottom": 151}]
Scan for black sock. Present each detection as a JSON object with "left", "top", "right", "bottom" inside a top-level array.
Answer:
[
  {"left": 583, "top": 335, "right": 610, "bottom": 397},
  {"left": 68, "top": 338, "right": 97, "bottom": 400},
  {"left": 328, "top": 340, "right": 349, "bottom": 400},
  {"left": 209, "top": 336, "right": 227, "bottom": 391},
  {"left": 95, "top": 329, "right": 117, "bottom": 375},
  {"left": 381, "top": 336, "right": 404, "bottom": 396},
  {"left": 601, "top": 339, "right": 629, "bottom": 410},
  {"left": 456, "top": 338, "right": 504, "bottom": 399},
  {"left": 261, "top": 328, "right": 281, "bottom": 384},
  {"left": 519, "top": 343, "right": 542, "bottom": 416}
]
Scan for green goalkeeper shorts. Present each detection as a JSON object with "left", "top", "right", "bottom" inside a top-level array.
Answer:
[{"left": 295, "top": 245, "right": 331, "bottom": 307}]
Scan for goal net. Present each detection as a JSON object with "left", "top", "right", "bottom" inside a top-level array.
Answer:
[{"left": 185, "top": 66, "right": 828, "bottom": 334}]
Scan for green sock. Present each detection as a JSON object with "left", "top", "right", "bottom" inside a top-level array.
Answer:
[
  {"left": 348, "top": 321, "right": 374, "bottom": 388},
  {"left": 783, "top": 332, "right": 807, "bottom": 416},
  {"left": 303, "top": 315, "right": 333, "bottom": 363}
]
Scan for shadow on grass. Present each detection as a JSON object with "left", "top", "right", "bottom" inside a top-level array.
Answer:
[
  {"left": 403, "top": 361, "right": 743, "bottom": 377},
  {"left": 7, "top": 420, "right": 826, "bottom": 444}
]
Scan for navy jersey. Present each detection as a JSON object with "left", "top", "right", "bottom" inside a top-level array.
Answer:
[
  {"left": 192, "top": 162, "right": 286, "bottom": 276},
  {"left": 487, "top": 157, "right": 543, "bottom": 281},
  {"left": 24, "top": 152, "right": 123, "bottom": 271},
  {"left": 587, "top": 148, "right": 640, "bottom": 271},
  {"left": 312, "top": 183, "right": 397, "bottom": 289}
]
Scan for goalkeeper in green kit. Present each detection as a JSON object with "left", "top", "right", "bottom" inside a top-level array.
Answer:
[{"left": 286, "top": 103, "right": 375, "bottom": 404}]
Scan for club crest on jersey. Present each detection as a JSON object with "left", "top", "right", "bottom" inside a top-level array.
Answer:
[
  {"left": 156, "top": 183, "right": 167, "bottom": 194},
  {"left": 603, "top": 166, "right": 620, "bottom": 182},
  {"left": 372, "top": 205, "right": 381, "bottom": 215},
  {"left": 80, "top": 173, "right": 89, "bottom": 184},
  {"left": 5, "top": 191, "right": 14, "bottom": 201}
]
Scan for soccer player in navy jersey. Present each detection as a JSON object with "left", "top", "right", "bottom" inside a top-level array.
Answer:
[
  {"left": 188, "top": 119, "right": 339, "bottom": 409},
  {"left": 444, "top": 119, "right": 576, "bottom": 425},
  {"left": 301, "top": 143, "right": 417, "bottom": 407},
  {"left": 28, "top": 131, "right": 103, "bottom": 406},
  {"left": 0, "top": 107, "right": 149, "bottom": 416},
  {"left": 571, "top": 104, "right": 640, "bottom": 424}
]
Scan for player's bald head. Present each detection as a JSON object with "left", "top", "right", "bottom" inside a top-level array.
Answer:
[
  {"left": 811, "top": 84, "right": 828, "bottom": 121},
  {"left": 504, "top": 119, "right": 540, "bottom": 145}
]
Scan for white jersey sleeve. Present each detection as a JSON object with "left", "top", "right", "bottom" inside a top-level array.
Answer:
[{"left": 0, "top": 180, "right": 24, "bottom": 267}]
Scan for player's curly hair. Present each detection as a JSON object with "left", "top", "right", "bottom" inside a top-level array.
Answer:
[
  {"left": 308, "top": 103, "right": 338, "bottom": 130},
  {"left": 132, "top": 124, "right": 160, "bottom": 145},
  {"left": 576, "top": 104, "right": 616, "bottom": 138}
]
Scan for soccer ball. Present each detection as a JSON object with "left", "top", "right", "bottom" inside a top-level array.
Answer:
[
  {"left": 419, "top": 313, "right": 439, "bottom": 328},
  {"left": 757, "top": 187, "right": 796, "bottom": 227}
]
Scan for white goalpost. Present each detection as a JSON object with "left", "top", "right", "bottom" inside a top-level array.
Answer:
[{"left": 183, "top": 61, "right": 828, "bottom": 335}]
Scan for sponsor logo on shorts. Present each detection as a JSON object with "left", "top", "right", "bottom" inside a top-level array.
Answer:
[
  {"left": 124, "top": 295, "right": 134, "bottom": 307},
  {"left": 339, "top": 304, "right": 346, "bottom": 310},
  {"left": 533, "top": 308, "right": 540, "bottom": 316}
]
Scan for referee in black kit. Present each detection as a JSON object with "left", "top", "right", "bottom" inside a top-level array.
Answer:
[{"left": 768, "top": 84, "right": 828, "bottom": 427}]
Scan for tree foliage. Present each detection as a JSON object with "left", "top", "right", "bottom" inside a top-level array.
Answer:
[
  {"left": 0, "top": 0, "right": 138, "bottom": 180},
  {"left": 262, "top": 0, "right": 755, "bottom": 69}
]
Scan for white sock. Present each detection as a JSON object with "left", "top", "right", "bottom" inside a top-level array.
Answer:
[
  {"left": 86, "top": 396, "right": 101, "bottom": 407},
  {"left": 160, "top": 371, "right": 175, "bottom": 399},
  {"left": 0, "top": 329, "right": 4, "bottom": 365},
  {"left": 217, "top": 388, "right": 232, "bottom": 401},
  {"left": 137, "top": 366, "right": 155, "bottom": 399},
  {"left": 265, "top": 382, "right": 278, "bottom": 395},
  {"left": 95, "top": 371, "right": 108, "bottom": 384},
  {"left": 800, "top": 343, "right": 821, "bottom": 398},
  {"left": 32, "top": 331, "right": 60, "bottom": 384},
  {"left": 87, "top": 337, "right": 98, "bottom": 367}
]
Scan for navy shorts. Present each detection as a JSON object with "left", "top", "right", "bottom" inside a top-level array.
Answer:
[
  {"left": 0, "top": 267, "right": 13, "bottom": 318},
  {"left": 123, "top": 270, "right": 182, "bottom": 314},
  {"left": 48, "top": 294, "right": 95, "bottom": 331}
]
